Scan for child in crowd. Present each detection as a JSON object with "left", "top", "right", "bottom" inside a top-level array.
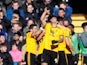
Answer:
[
  {"left": 9, "top": 43, "right": 22, "bottom": 65},
  {"left": 0, "top": 44, "right": 13, "bottom": 65}
]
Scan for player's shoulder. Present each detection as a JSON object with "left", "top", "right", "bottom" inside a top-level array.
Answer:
[{"left": 26, "top": 32, "right": 32, "bottom": 37}]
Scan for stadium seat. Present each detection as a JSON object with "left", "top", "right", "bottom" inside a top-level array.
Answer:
[
  {"left": 71, "top": 14, "right": 86, "bottom": 20},
  {"left": 72, "top": 14, "right": 87, "bottom": 34},
  {"left": 72, "top": 21, "right": 87, "bottom": 27},
  {"left": 74, "top": 27, "right": 83, "bottom": 34}
]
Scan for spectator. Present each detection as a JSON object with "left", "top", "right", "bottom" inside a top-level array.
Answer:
[
  {"left": 9, "top": 32, "right": 24, "bottom": 51},
  {"left": 7, "top": 23, "right": 23, "bottom": 44},
  {"left": 13, "top": 0, "right": 24, "bottom": 7},
  {"left": 0, "top": 33, "right": 7, "bottom": 44},
  {"left": 23, "top": 19, "right": 35, "bottom": 38},
  {"left": 6, "top": 1, "right": 25, "bottom": 21},
  {"left": 58, "top": 8, "right": 65, "bottom": 18},
  {"left": 57, "top": 8, "right": 72, "bottom": 23},
  {"left": 25, "top": 3, "right": 37, "bottom": 21},
  {"left": 0, "top": 0, "right": 12, "bottom": 9},
  {"left": 0, "top": 5, "right": 6, "bottom": 16},
  {"left": 11, "top": 10, "right": 26, "bottom": 28},
  {"left": 38, "top": 0, "right": 54, "bottom": 17},
  {"left": 25, "top": 3, "right": 41, "bottom": 26},
  {"left": 53, "top": 0, "right": 62, "bottom": 5},
  {"left": 53, "top": 2, "right": 72, "bottom": 23},
  {"left": 0, "top": 24, "right": 7, "bottom": 40},
  {"left": 9, "top": 43, "right": 22, "bottom": 65},
  {"left": 4, "top": 0, "right": 24, "bottom": 9},
  {"left": 22, "top": 0, "right": 37, "bottom": 13},
  {"left": 0, "top": 33, "right": 8, "bottom": 52},
  {"left": 0, "top": 44, "right": 13, "bottom": 65},
  {"left": 0, "top": 10, "right": 11, "bottom": 32}
]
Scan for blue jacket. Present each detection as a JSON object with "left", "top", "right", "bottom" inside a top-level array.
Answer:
[
  {"left": 53, "top": 6, "right": 73, "bottom": 23},
  {"left": 0, "top": 30, "right": 7, "bottom": 40},
  {"left": 6, "top": 7, "right": 25, "bottom": 21}
]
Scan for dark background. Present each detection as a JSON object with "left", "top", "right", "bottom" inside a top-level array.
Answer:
[{"left": 68, "top": 0, "right": 87, "bottom": 14}]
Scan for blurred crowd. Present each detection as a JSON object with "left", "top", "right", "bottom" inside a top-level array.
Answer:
[{"left": 0, "top": 0, "right": 87, "bottom": 65}]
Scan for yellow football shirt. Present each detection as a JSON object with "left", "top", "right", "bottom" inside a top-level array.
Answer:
[
  {"left": 26, "top": 32, "right": 37, "bottom": 54},
  {"left": 38, "top": 38, "right": 45, "bottom": 55},
  {"left": 50, "top": 27, "right": 64, "bottom": 52},
  {"left": 64, "top": 27, "right": 72, "bottom": 54},
  {"left": 43, "top": 23, "right": 64, "bottom": 52},
  {"left": 56, "top": 27, "right": 66, "bottom": 51},
  {"left": 43, "top": 23, "right": 52, "bottom": 50}
]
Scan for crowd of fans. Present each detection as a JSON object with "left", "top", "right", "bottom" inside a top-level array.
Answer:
[{"left": 0, "top": 0, "right": 87, "bottom": 65}]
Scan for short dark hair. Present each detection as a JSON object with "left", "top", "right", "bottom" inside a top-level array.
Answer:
[
  {"left": 12, "top": 0, "right": 18, "bottom": 4},
  {"left": 57, "top": 16, "right": 64, "bottom": 22},
  {"left": 0, "top": 10, "right": 3, "bottom": 12},
  {"left": 69, "top": 24, "right": 74, "bottom": 28},
  {"left": 27, "top": 18, "right": 35, "bottom": 23},
  {"left": 11, "top": 43, "right": 19, "bottom": 50},
  {"left": 29, "top": 24, "right": 37, "bottom": 29},
  {"left": 48, "top": 15, "right": 57, "bottom": 22},
  {"left": 64, "top": 19, "right": 70, "bottom": 24},
  {"left": 14, "top": 32, "right": 21, "bottom": 36},
  {"left": 0, "top": 44, "right": 6, "bottom": 47},
  {"left": 64, "top": 19, "right": 69, "bottom": 21},
  {"left": 0, "top": 33, "right": 4, "bottom": 37},
  {"left": 13, "top": 10, "right": 20, "bottom": 17},
  {"left": 12, "top": 43, "right": 18, "bottom": 47},
  {"left": 81, "top": 22, "right": 87, "bottom": 29},
  {"left": 0, "top": 10, "right": 4, "bottom": 14},
  {"left": 58, "top": 8, "right": 65, "bottom": 12}
]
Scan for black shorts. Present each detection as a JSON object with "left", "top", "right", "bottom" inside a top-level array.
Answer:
[
  {"left": 58, "top": 51, "right": 67, "bottom": 65},
  {"left": 41, "top": 49, "right": 57, "bottom": 65},
  {"left": 67, "top": 54, "right": 80, "bottom": 65},
  {"left": 83, "top": 56, "right": 87, "bottom": 65},
  {"left": 37, "top": 54, "right": 42, "bottom": 65},
  {"left": 72, "top": 54, "right": 79, "bottom": 65},
  {"left": 25, "top": 52, "right": 37, "bottom": 65}
]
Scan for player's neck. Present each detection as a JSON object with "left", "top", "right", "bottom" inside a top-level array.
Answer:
[{"left": 51, "top": 23, "right": 57, "bottom": 27}]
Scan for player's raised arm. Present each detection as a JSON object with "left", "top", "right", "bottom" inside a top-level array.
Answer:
[{"left": 40, "top": 8, "right": 50, "bottom": 26}]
